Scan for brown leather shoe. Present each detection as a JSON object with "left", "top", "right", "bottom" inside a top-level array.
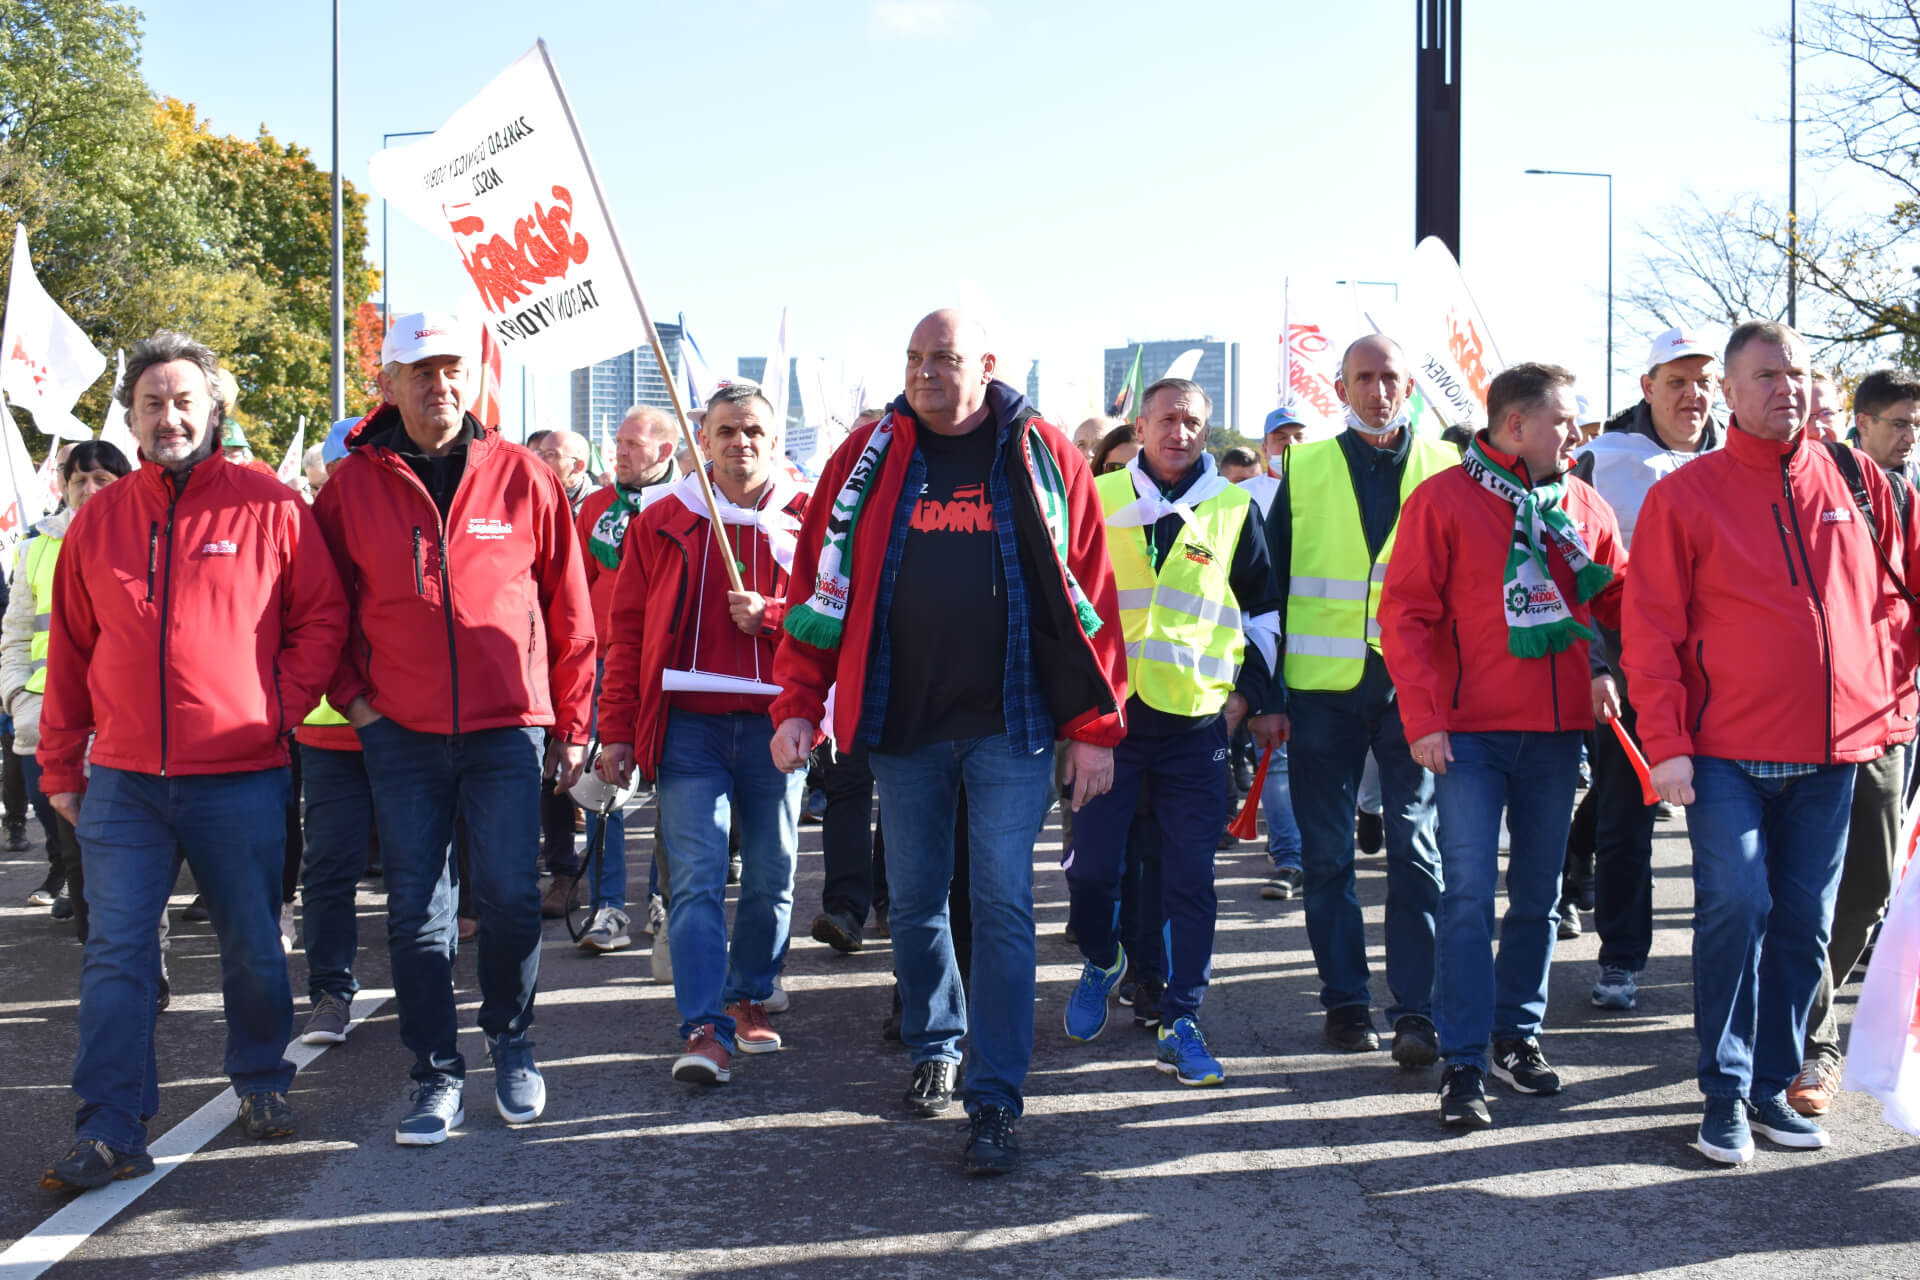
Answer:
[{"left": 540, "top": 874, "right": 578, "bottom": 919}]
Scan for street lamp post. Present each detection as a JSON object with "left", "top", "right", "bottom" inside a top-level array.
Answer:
[
  {"left": 380, "top": 130, "right": 436, "bottom": 332},
  {"left": 1525, "top": 168, "right": 1614, "bottom": 417}
]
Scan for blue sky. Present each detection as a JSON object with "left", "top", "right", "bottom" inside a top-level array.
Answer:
[{"left": 134, "top": 0, "right": 1857, "bottom": 435}]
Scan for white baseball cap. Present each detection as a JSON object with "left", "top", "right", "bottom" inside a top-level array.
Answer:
[
  {"left": 381, "top": 311, "right": 471, "bottom": 366},
  {"left": 1645, "top": 326, "right": 1716, "bottom": 373},
  {"left": 1575, "top": 394, "right": 1604, "bottom": 428}
]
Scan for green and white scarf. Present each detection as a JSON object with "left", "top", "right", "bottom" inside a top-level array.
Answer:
[
  {"left": 587, "top": 484, "right": 647, "bottom": 570},
  {"left": 785, "top": 412, "right": 1103, "bottom": 651},
  {"left": 1462, "top": 438, "right": 1613, "bottom": 658}
]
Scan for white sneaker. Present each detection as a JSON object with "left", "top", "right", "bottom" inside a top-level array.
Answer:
[
  {"left": 279, "top": 903, "right": 296, "bottom": 954},
  {"left": 763, "top": 976, "right": 789, "bottom": 1014},
  {"left": 650, "top": 912, "right": 673, "bottom": 983},
  {"left": 578, "top": 906, "right": 632, "bottom": 953},
  {"left": 644, "top": 893, "right": 667, "bottom": 938}
]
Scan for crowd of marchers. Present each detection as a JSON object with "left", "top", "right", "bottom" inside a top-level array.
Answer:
[{"left": 16, "top": 303, "right": 1916, "bottom": 1191}]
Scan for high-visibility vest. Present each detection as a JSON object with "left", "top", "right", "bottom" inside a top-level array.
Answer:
[
  {"left": 1096, "top": 468, "right": 1249, "bottom": 716},
  {"left": 22, "top": 535, "right": 60, "bottom": 695},
  {"left": 304, "top": 696, "right": 349, "bottom": 727},
  {"left": 1284, "top": 434, "right": 1455, "bottom": 693}
]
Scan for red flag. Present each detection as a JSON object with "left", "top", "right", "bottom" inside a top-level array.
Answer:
[
  {"left": 1608, "top": 717, "right": 1660, "bottom": 806},
  {"left": 1228, "top": 747, "right": 1274, "bottom": 842},
  {"left": 474, "top": 323, "right": 504, "bottom": 429}
]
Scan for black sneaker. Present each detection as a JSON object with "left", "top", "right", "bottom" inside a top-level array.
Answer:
[
  {"left": 41, "top": 1138, "right": 154, "bottom": 1191},
  {"left": 1490, "top": 1038, "right": 1562, "bottom": 1095},
  {"left": 1132, "top": 975, "right": 1165, "bottom": 1030},
  {"left": 50, "top": 888, "right": 74, "bottom": 920},
  {"left": 1391, "top": 1015, "right": 1439, "bottom": 1068},
  {"left": 6, "top": 827, "right": 30, "bottom": 853},
  {"left": 1438, "top": 1063, "right": 1493, "bottom": 1128},
  {"left": 238, "top": 1090, "right": 296, "bottom": 1139},
  {"left": 180, "top": 894, "right": 210, "bottom": 924},
  {"left": 809, "top": 909, "right": 863, "bottom": 954},
  {"left": 1556, "top": 903, "right": 1583, "bottom": 941},
  {"left": 1356, "top": 809, "right": 1384, "bottom": 854},
  {"left": 962, "top": 1105, "right": 1020, "bottom": 1176},
  {"left": 904, "top": 1060, "right": 958, "bottom": 1116},
  {"left": 1325, "top": 1004, "right": 1380, "bottom": 1052}
]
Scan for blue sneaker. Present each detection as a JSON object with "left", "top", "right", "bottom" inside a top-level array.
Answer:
[
  {"left": 1155, "top": 1015, "right": 1225, "bottom": 1086},
  {"left": 395, "top": 1078, "right": 464, "bottom": 1147},
  {"left": 1694, "top": 1096, "right": 1754, "bottom": 1165},
  {"left": 487, "top": 1034, "right": 546, "bottom": 1125},
  {"left": 1063, "top": 943, "right": 1127, "bottom": 1042},
  {"left": 1747, "top": 1092, "right": 1829, "bottom": 1149}
]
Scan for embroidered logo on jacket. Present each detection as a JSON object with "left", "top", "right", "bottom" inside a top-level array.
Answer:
[
  {"left": 466, "top": 518, "right": 514, "bottom": 541},
  {"left": 1821, "top": 509, "right": 1854, "bottom": 524},
  {"left": 200, "top": 539, "right": 238, "bottom": 556}
]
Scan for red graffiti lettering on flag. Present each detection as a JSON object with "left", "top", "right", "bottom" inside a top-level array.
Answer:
[
  {"left": 445, "top": 186, "right": 589, "bottom": 312},
  {"left": 6, "top": 337, "right": 49, "bottom": 394},
  {"left": 1283, "top": 325, "right": 1342, "bottom": 420},
  {"left": 1446, "top": 310, "right": 1493, "bottom": 405}
]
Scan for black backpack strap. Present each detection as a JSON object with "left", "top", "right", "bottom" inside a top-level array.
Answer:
[{"left": 1824, "top": 441, "right": 1916, "bottom": 609}]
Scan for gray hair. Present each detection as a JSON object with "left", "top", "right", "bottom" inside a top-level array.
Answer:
[
  {"left": 705, "top": 380, "right": 777, "bottom": 421},
  {"left": 120, "top": 330, "right": 226, "bottom": 432},
  {"left": 1724, "top": 320, "right": 1803, "bottom": 371},
  {"left": 1141, "top": 376, "right": 1212, "bottom": 420}
]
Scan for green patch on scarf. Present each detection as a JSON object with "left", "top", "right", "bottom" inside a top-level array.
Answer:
[{"left": 1463, "top": 439, "right": 1612, "bottom": 658}]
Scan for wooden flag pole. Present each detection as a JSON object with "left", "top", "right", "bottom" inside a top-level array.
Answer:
[{"left": 534, "top": 39, "right": 744, "bottom": 595}]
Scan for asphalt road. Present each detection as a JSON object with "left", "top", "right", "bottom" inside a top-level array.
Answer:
[{"left": 1, "top": 792, "right": 1916, "bottom": 1280}]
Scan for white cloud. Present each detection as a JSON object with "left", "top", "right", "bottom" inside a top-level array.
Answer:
[{"left": 870, "top": 0, "right": 980, "bottom": 38}]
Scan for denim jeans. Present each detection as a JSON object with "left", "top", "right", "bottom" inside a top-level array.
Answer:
[
  {"left": 1808, "top": 746, "right": 1903, "bottom": 1064},
  {"left": 1067, "top": 720, "right": 1228, "bottom": 1023},
  {"left": 1687, "top": 755, "right": 1855, "bottom": 1099},
  {"left": 357, "top": 718, "right": 544, "bottom": 1084},
  {"left": 551, "top": 659, "right": 628, "bottom": 909},
  {"left": 869, "top": 734, "right": 1053, "bottom": 1115},
  {"left": 1432, "top": 730, "right": 1582, "bottom": 1070},
  {"left": 73, "top": 766, "right": 294, "bottom": 1152},
  {"left": 655, "top": 709, "right": 802, "bottom": 1050},
  {"left": 1288, "top": 653, "right": 1442, "bottom": 1021},
  {"left": 298, "top": 744, "right": 371, "bottom": 1004},
  {"left": 1261, "top": 741, "right": 1302, "bottom": 871}
]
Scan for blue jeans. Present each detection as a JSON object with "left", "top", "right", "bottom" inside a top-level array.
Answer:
[
  {"left": 655, "top": 709, "right": 802, "bottom": 1050},
  {"left": 1432, "top": 730, "right": 1582, "bottom": 1070},
  {"left": 298, "top": 744, "right": 371, "bottom": 1004},
  {"left": 1687, "top": 756, "right": 1855, "bottom": 1099},
  {"left": 1288, "top": 653, "right": 1442, "bottom": 1021},
  {"left": 1261, "top": 741, "right": 1301, "bottom": 871},
  {"left": 73, "top": 766, "right": 294, "bottom": 1152},
  {"left": 559, "top": 660, "right": 627, "bottom": 909},
  {"left": 357, "top": 719, "right": 544, "bottom": 1084},
  {"left": 1067, "top": 720, "right": 1228, "bottom": 1022},
  {"left": 869, "top": 734, "right": 1053, "bottom": 1115}
]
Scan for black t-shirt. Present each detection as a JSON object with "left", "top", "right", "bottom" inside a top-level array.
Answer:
[
  {"left": 382, "top": 419, "right": 477, "bottom": 521},
  {"left": 879, "top": 419, "right": 1009, "bottom": 752}
]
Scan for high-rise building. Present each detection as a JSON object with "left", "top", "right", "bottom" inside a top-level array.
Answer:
[
  {"left": 1026, "top": 359, "right": 1041, "bottom": 408},
  {"left": 734, "top": 357, "right": 806, "bottom": 434},
  {"left": 569, "top": 323, "right": 683, "bottom": 458},
  {"left": 1103, "top": 338, "right": 1241, "bottom": 432}
]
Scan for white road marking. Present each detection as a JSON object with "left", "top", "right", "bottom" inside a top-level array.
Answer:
[{"left": 0, "top": 989, "right": 392, "bottom": 1280}]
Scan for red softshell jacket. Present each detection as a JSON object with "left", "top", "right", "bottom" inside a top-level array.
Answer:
[
  {"left": 577, "top": 483, "right": 621, "bottom": 658},
  {"left": 768, "top": 410, "right": 1128, "bottom": 749},
  {"left": 597, "top": 485, "right": 809, "bottom": 779},
  {"left": 313, "top": 409, "right": 596, "bottom": 741},
  {"left": 37, "top": 454, "right": 349, "bottom": 793},
  {"left": 1380, "top": 444, "right": 1629, "bottom": 743},
  {"left": 1623, "top": 424, "right": 1920, "bottom": 767}
]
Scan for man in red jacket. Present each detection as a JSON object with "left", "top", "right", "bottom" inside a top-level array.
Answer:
[
  {"left": 37, "top": 331, "right": 348, "bottom": 1191},
  {"left": 313, "top": 312, "right": 595, "bottom": 1148},
  {"left": 597, "top": 383, "right": 808, "bottom": 1082},
  {"left": 768, "top": 309, "right": 1126, "bottom": 1176},
  {"left": 1381, "top": 362, "right": 1627, "bottom": 1128},
  {"left": 1624, "top": 320, "right": 1920, "bottom": 1165}
]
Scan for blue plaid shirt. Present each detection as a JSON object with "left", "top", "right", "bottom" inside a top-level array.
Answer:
[{"left": 857, "top": 395, "right": 1053, "bottom": 756}]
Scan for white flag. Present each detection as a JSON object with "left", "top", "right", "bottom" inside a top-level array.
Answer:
[
  {"left": 678, "top": 316, "right": 717, "bottom": 410},
  {"left": 0, "top": 398, "right": 46, "bottom": 559},
  {"left": 1, "top": 224, "right": 105, "bottom": 441},
  {"left": 98, "top": 349, "right": 140, "bottom": 462},
  {"left": 276, "top": 420, "right": 307, "bottom": 485},
  {"left": 1161, "top": 348, "right": 1205, "bottom": 382},
  {"left": 762, "top": 306, "right": 791, "bottom": 433},
  {"left": 1379, "top": 236, "right": 1508, "bottom": 431},
  {"left": 366, "top": 42, "right": 647, "bottom": 372}
]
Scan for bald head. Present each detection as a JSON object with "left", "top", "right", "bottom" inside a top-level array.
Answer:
[
  {"left": 905, "top": 308, "right": 997, "bottom": 436},
  {"left": 1074, "top": 415, "right": 1120, "bottom": 461},
  {"left": 535, "top": 429, "right": 590, "bottom": 486},
  {"left": 615, "top": 407, "right": 677, "bottom": 487},
  {"left": 1335, "top": 334, "right": 1411, "bottom": 434}
]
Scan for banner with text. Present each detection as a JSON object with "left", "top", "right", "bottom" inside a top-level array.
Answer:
[{"left": 368, "top": 42, "right": 646, "bottom": 372}]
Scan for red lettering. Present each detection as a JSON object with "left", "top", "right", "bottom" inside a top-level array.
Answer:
[{"left": 445, "top": 185, "right": 591, "bottom": 312}]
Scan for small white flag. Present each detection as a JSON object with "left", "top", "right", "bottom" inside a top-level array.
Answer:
[
  {"left": 276, "top": 420, "right": 307, "bottom": 485},
  {"left": 98, "top": 349, "right": 140, "bottom": 462},
  {"left": 1, "top": 224, "right": 106, "bottom": 441},
  {"left": 0, "top": 398, "right": 46, "bottom": 559}
]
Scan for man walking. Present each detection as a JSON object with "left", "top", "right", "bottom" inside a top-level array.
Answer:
[
  {"left": 1381, "top": 363, "right": 1628, "bottom": 1127},
  {"left": 1625, "top": 321, "right": 1918, "bottom": 1163},
  {"left": 770, "top": 309, "right": 1127, "bottom": 1175},
  {"left": 37, "top": 331, "right": 347, "bottom": 1190},
  {"left": 1276, "top": 334, "right": 1456, "bottom": 1062},
  {"left": 314, "top": 313, "right": 595, "bottom": 1146},
  {"left": 1062, "top": 376, "right": 1281, "bottom": 1086}
]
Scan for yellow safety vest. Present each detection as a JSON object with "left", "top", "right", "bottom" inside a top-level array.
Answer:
[
  {"left": 305, "top": 695, "right": 349, "bottom": 727},
  {"left": 1096, "top": 468, "right": 1249, "bottom": 716},
  {"left": 22, "top": 535, "right": 60, "bottom": 695},
  {"left": 1284, "top": 434, "right": 1456, "bottom": 693}
]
